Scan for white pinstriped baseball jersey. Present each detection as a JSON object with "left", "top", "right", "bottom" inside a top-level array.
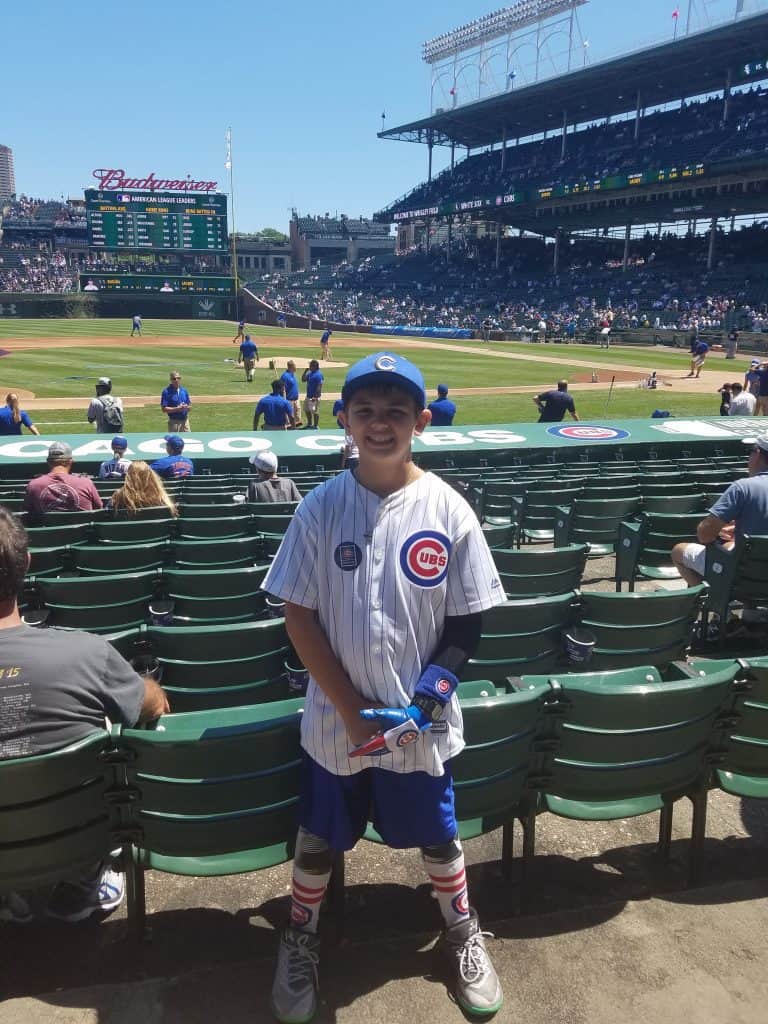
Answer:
[{"left": 263, "top": 471, "right": 505, "bottom": 777}]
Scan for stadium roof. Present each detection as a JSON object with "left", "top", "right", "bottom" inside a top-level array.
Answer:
[{"left": 380, "top": 10, "right": 768, "bottom": 149}]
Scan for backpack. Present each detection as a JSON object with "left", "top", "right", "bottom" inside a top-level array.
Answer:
[{"left": 100, "top": 395, "right": 124, "bottom": 430}]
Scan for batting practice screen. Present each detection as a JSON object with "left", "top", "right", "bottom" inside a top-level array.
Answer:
[
  {"left": 78, "top": 273, "right": 235, "bottom": 295},
  {"left": 85, "top": 189, "right": 228, "bottom": 252}
]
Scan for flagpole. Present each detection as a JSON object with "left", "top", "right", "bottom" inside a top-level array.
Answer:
[{"left": 226, "top": 127, "right": 240, "bottom": 320}]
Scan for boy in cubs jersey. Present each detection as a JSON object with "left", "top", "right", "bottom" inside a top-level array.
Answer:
[{"left": 263, "top": 351, "right": 506, "bottom": 1022}]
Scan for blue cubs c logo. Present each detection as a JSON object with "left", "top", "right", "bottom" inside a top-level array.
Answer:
[{"left": 400, "top": 531, "right": 452, "bottom": 588}]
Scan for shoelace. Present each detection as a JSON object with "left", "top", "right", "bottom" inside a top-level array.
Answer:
[
  {"left": 285, "top": 934, "right": 320, "bottom": 990},
  {"left": 457, "top": 931, "right": 495, "bottom": 984}
]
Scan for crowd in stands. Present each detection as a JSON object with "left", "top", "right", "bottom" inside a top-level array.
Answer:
[
  {"left": 254, "top": 225, "right": 768, "bottom": 334},
  {"left": 0, "top": 249, "right": 76, "bottom": 293},
  {"left": 1, "top": 196, "right": 86, "bottom": 229},
  {"left": 293, "top": 213, "right": 390, "bottom": 239},
  {"left": 384, "top": 86, "right": 768, "bottom": 216}
]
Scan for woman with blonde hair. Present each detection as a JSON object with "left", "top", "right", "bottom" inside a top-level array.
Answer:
[
  {"left": 0, "top": 393, "right": 40, "bottom": 436},
  {"left": 110, "top": 461, "right": 178, "bottom": 517}
]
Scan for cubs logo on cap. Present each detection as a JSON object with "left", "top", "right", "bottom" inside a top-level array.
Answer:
[
  {"left": 400, "top": 530, "right": 452, "bottom": 588},
  {"left": 342, "top": 351, "right": 426, "bottom": 409}
]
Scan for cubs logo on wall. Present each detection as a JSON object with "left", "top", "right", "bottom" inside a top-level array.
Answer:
[{"left": 547, "top": 425, "right": 630, "bottom": 441}]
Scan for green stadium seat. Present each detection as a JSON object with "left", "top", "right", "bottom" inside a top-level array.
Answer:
[
  {"left": 28, "top": 545, "right": 69, "bottom": 577},
  {"left": 578, "top": 585, "right": 707, "bottom": 671},
  {"left": 176, "top": 516, "right": 252, "bottom": 540},
  {"left": 161, "top": 565, "right": 270, "bottom": 624},
  {"left": 462, "top": 592, "right": 575, "bottom": 683},
  {"left": 93, "top": 518, "right": 176, "bottom": 545},
  {"left": 715, "top": 656, "right": 768, "bottom": 801},
  {"left": 703, "top": 534, "right": 768, "bottom": 643},
  {"left": 521, "top": 661, "right": 741, "bottom": 883},
  {"left": 517, "top": 486, "right": 584, "bottom": 546},
  {"left": 491, "top": 544, "right": 588, "bottom": 598},
  {"left": 26, "top": 523, "right": 92, "bottom": 548},
  {"left": 554, "top": 496, "right": 642, "bottom": 556},
  {"left": 172, "top": 536, "right": 263, "bottom": 568},
  {"left": 0, "top": 731, "right": 115, "bottom": 894},
  {"left": 26, "top": 571, "right": 159, "bottom": 633},
  {"left": 615, "top": 511, "right": 704, "bottom": 591},
  {"left": 119, "top": 698, "right": 304, "bottom": 936},
  {"left": 72, "top": 541, "right": 171, "bottom": 575}
]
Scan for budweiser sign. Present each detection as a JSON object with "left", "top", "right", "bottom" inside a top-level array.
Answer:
[{"left": 92, "top": 169, "right": 217, "bottom": 192}]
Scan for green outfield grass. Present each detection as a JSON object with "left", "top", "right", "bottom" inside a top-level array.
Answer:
[{"left": 0, "top": 318, "right": 747, "bottom": 434}]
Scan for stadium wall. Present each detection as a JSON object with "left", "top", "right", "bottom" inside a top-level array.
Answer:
[{"left": 0, "top": 293, "right": 236, "bottom": 320}]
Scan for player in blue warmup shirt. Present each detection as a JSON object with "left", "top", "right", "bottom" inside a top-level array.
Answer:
[
  {"left": 150, "top": 435, "right": 194, "bottom": 478},
  {"left": 301, "top": 359, "right": 324, "bottom": 429},
  {"left": 428, "top": 384, "right": 457, "bottom": 427},
  {"left": 332, "top": 398, "right": 345, "bottom": 428},
  {"left": 687, "top": 340, "right": 709, "bottom": 379},
  {"left": 280, "top": 360, "right": 300, "bottom": 427},
  {"left": 239, "top": 335, "right": 259, "bottom": 383},
  {"left": 254, "top": 380, "right": 294, "bottom": 431}
]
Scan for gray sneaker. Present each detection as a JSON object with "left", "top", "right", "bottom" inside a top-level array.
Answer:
[
  {"left": 441, "top": 909, "right": 503, "bottom": 1017},
  {"left": 270, "top": 926, "right": 321, "bottom": 1024}
]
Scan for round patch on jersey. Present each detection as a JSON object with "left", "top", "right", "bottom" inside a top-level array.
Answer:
[
  {"left": 334, "top": 541, "right": 363, "bottom": 571},
  {"left": 396, "top": 728, "right": 419, "bottom": 748},
  {"left": 546, "top": 425, "right": 630, "bottom": 441},
  {"left": 399, "top": 531, "right": 452, "bottom": 588}
]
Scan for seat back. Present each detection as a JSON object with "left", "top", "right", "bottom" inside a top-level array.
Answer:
[
  {"left": 93, "top": 519, "right": 175, "bottom": 545},
  {"left": 120, "top": 700, "right": 303, "bottom": 861},
  {"left": 579, "top": 585, "right": 706, "bottom": 670},
  {"left": 454, "top": 686, "right": 549, "bottom": 833},
  {"left": 719, "top": 656, "right": 768, "bottom": 784},
  {"left": 0, "top": 732, "right": 115, "bottom": 892},
  {"left": 492, "top": 544, "right": 587, "bottom": 597},
  {"left": 71, "top": 541, "right": 170, "bottom": 575},
  {"left": 524, "top": 665, "right": 738, "bottom": 804}
]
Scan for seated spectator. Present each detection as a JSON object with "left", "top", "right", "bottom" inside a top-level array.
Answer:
[
  {"left": 150, "top": 435, "right": 194, "bottom": 479},
  {"left": 110, "top": 461, "right": 178, "bottom": 516},
  {"left": 247, "top": 451, "right": 301, "bottom": 503},
  {"left": 22, "top": 441, "right": 103, "bottom": 520},
  {"left": 671, "top": 434, "right": 768, "bottom": 586},
  {"left": 0, "top": 508, "right": 169, "bottom": 922},
  {"left": 428, "top": 384, "right": 457, "bottom": 427},
  {"left": 98, "top": 435, "right": 131, "bottom": 479},
  {"left": 0, "top": 393, "right": 40, "bottom": 436},
  {"left": 729, "top": 382, "right": 756, "bottom": 417},
  {"left": 718, "top": 383, "right": 732, "bottom": 417}
]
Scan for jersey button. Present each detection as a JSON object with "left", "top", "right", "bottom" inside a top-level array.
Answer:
[
  {"left": 371, "top": 599, "right": 382, "bottom": 609},
  {"left": 374, "top": 549, "right": 384, "bottom": 562},
  {"left": 371, "top": 645, "right": 381, "bottom": 655}
]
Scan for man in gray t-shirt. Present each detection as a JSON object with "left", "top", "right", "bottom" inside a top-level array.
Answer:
[
  {"left": 0, "top": 508, "right": 168, "bottom": 922},
  {"left": 247, "top": 450, "right": 302, "bottom": 504},
  {"left": 671, "top": 436, "right": 768, "bottom": 585}
]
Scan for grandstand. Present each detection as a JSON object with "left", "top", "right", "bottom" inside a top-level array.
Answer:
[
  {"left": 289, "top": 211, "right": 394, "bottom": 269},
  {"left": 377, "top": 9, "right": 768, "bottom": 276}
]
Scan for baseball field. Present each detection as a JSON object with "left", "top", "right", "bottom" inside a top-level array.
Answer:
[{"left": 0, "top": 318, "right": 753, "bottom": 434}]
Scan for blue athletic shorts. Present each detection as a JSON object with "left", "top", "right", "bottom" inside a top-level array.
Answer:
[{"left": 298, "top": 753, "right": 457, "bottom": 851}]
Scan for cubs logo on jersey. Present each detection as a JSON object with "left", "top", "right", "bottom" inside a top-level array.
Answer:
[{"left": 400, "top": 530, "right": 452, "bottom": 588}]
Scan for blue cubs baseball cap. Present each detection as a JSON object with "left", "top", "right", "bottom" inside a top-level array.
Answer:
[
  {"left": 342, "top": 352, "right": 426, "bottom": 409},
  {"left": 437, "top": 383, "right": 449, "bottom": 395},
  {"left": 111, "top": 435, "right": 128, "bottom": 450},
  {"left": 164, "top": 434, "right": 185, "bottom": 451}
]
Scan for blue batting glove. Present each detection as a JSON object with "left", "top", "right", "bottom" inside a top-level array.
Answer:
[{"left": 349, "top": 665, "right": 458, "bottom": 757}]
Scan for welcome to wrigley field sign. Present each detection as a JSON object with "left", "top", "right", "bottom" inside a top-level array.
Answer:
[{"left": 0, "top": 418, "right": 757, "bottom": 470}]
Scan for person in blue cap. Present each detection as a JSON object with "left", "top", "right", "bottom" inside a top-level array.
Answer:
[
  {"left": 98, "top": 436, "right": 131, "bottom": 479},
  {"left": 263, "top": 351, "right": 506, "bottom": 1022},
  {"left": 150, "top": 435, "right": 194, "bottom": 479},
  {"left": 428, "top": 384, "right": 457, "bottom": 427}
]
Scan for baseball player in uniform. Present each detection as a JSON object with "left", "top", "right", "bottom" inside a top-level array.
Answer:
[
  {"left": 263, "top": 351, "right": 505, "bottom": 1022},
  {"left": 233, "top": 320, "right": 246, "bottom": 367}
]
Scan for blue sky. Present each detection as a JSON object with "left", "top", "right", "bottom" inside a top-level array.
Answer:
[{"left": 2, "top": 0, "right": 758, "bottom": 232}]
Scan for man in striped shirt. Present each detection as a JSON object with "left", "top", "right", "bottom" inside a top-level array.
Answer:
[{"left": 264, "top": 351, "right": 506, "bottom": 1022}]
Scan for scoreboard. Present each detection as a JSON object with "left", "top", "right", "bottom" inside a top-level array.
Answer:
[
  {"left": 79, "top": 273, "right": 235, "bottom": 295},
  {"left": 85, "top": 189, "right": 228, "bottom": 252}
]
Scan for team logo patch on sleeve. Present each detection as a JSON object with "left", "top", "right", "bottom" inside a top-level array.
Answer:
[
  {"left": 334, "top": 542, "right": 363, "bottom": 571},
  {"left": 399, "top": 531, "right": 452, "bottom": 587}
]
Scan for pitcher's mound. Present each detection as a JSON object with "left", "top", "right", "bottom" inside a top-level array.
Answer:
[{"left": 265, "top": 357, "right": 348, "bottom": 371}]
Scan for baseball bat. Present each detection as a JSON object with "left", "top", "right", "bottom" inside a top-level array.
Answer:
[{"left": 604, "top": 375, "right": 616, "bottom": 415}]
